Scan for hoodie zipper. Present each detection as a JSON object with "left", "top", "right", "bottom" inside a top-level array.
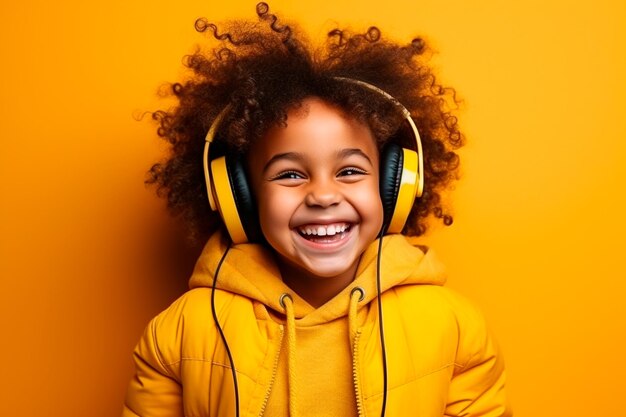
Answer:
[
  {"left": 352, "top": 328, "right": 365, "bottom": 417},
  {"left": 258, "top": 325, "right": 284, "bottom": 417}
]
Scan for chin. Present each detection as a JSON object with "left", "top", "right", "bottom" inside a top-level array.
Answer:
[{"left": 300, "top": 258, "right": 357, "bottom": 279}]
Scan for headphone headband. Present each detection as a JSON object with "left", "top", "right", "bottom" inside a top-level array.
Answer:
[{"left": 203, "top": 104, "right": 232, "bottom": 212}]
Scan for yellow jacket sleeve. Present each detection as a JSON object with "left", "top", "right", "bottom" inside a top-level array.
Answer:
[
  {"left": 122, "top": 312, "right": 184, "bottom": 417},
  {"left": 444, "top": 294, "right": 512, "bottom": 417}
]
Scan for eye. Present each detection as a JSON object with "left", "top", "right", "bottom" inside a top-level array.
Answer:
[
  {"left": 270, "top": 170, "right": 305, "bottom": 181},
  {"left": 338, "top": 167, "right": 368, "bottom": 177}
]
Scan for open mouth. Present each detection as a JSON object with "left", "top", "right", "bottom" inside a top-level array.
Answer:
[{"left": 297, "top": 222, "right": 352, "bottom": 243}]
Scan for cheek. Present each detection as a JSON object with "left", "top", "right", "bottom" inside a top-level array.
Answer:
[
  {"left": 352, "top": 182, "right": 384, "bottom": 225},
  {"left": 257, "top": 187, "right": 300, "bottom": 227}
]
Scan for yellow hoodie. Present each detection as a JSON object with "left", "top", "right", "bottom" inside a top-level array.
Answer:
[{"left": 123, "top": 231, "right": 511, "bottom": 416}]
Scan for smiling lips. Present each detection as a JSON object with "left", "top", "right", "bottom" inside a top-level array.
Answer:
[{"left": 297, "top": 222, "right": 352, "bottom": 241}]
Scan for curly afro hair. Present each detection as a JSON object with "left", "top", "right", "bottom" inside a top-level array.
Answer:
[{"left": 147, "top": 2, "right": 463, "bottom": 244}]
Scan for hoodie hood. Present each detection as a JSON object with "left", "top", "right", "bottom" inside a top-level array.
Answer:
[{"left": 189, "top": 230, "right": 446, "bottom": 326}]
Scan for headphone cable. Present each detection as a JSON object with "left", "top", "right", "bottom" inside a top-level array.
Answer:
[
  {"left": 376, "top": 235, "right": 388, "bottom": 417},
  {"left": 210, "top": 242, "right": 240, "bottom": 417}
]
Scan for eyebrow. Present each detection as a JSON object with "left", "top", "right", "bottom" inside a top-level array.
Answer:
[
  {"left": 262, "top": 148, "right": 374, "bottom": 173},
  {"left": 262, "top": 152, "right": 305, "bottom": 174},
  {"left": 338, "top": 148, "right": 373, "bottom": 165}
]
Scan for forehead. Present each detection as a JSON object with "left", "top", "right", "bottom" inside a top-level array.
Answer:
[{"left": 250, "top": 97, "right": 378, "bottom": 160}]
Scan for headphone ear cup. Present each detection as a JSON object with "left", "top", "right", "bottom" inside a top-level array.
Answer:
[
  {"left": 225, "top": 155, "right": 262, "bottom": 243},
  {"left": 379, "top": 143, "right": 404, "bottom": 232}
]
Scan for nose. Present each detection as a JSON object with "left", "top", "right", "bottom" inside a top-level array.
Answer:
[{"left": 304, "top": 179, "right": 341, "bottom": 208}]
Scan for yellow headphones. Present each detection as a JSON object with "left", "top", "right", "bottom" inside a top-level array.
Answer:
[{"left": 203, "top": 78, "right": 424, "bottom": 244}]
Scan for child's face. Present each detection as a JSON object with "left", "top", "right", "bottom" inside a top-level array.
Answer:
[{"left": 248, "top": 97, "right": 384, "bottom": 283}]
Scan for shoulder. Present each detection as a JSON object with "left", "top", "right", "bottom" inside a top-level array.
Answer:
[
  {"left": 152, "top": 288, "right": 220, "bottom": 332},
  {"left": 154, "top": 287, "right": 246, "bottom": 325},
  {"left": 143, "top": 288, "right": 249, "bottom": 365},
  {"left": 392, "top": 284, "right": 495, "bottom": 366},
  {"left": 393, "top": 284, "right": 483, "bottom": 321}
]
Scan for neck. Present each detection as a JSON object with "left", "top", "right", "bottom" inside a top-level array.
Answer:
[{"left": 277, "top": 258, "right": 359, "bottom": 308}]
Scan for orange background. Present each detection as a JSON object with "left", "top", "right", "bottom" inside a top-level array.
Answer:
[{"left": 1, "top": 0, "right": 624, "bottom": 415}]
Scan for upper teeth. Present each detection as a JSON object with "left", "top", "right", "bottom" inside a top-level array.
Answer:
[{"left": 299, "top": 223, "right": 349, "bottom": 236}]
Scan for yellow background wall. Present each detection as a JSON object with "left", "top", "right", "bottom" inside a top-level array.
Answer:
[{"left": 1, "top": 0, "right": 624, "bottom": 415}]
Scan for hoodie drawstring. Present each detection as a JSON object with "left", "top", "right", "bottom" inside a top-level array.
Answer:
[
  {"left": 349, "top": 287, "right": 365, "bottom": 347},
  {"left": 349, "top": 287, "right": 366, "bottom": 417},
  {"left": 279, "top": 293, "right": 299, "bottom": 417},
  {"left": 279, "top": 288, "right": 365, "bottom": 417}
]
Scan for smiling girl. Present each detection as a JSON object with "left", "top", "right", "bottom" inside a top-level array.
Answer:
[{"left": 123, "top": 3, "right": 511, "bottom": 416}]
